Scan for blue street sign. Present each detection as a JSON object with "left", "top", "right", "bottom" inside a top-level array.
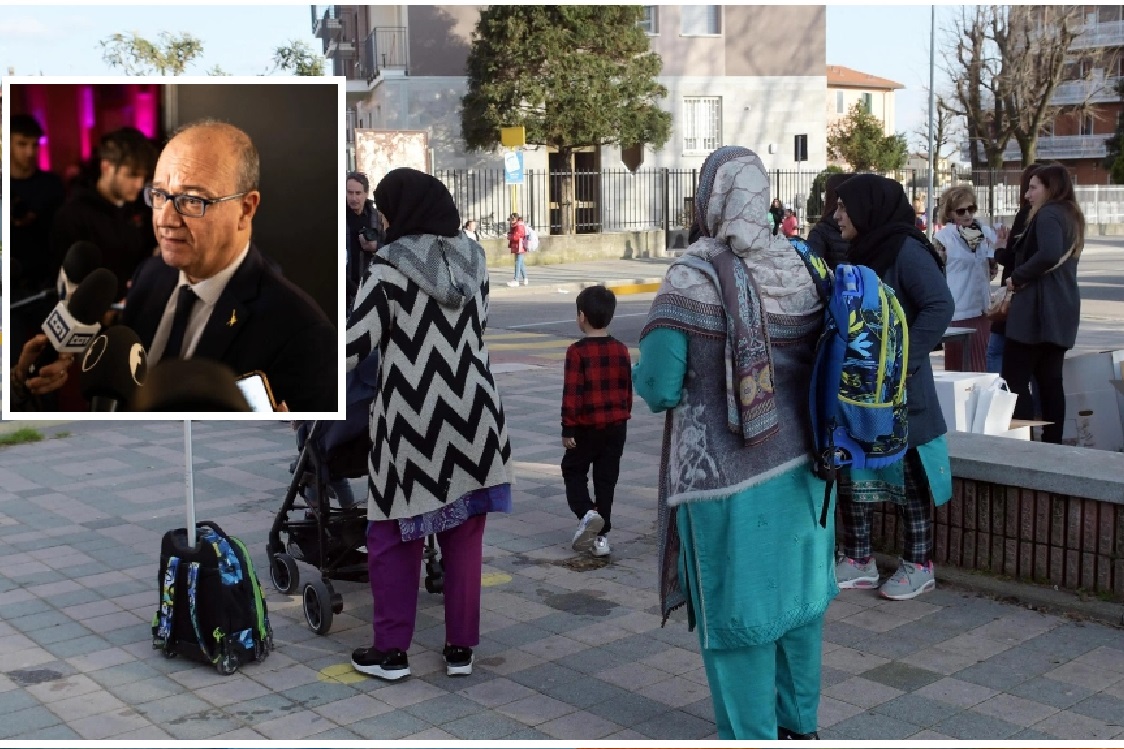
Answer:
[{"left": 503, "top": 151, "right": 524, "bottom": 185}]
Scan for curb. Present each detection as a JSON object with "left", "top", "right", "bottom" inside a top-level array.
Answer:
[{"left": 490, "top": 278, "right": 664, "bottom": 298}]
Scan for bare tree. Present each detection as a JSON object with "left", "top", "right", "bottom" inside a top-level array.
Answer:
[{"left": 913, "top": 92, "right": 961, "bottom": 160}]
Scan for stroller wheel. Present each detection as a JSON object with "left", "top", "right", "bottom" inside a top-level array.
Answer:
[
  {"left": 269, "top": 553, "right": 300, "bottom": 594},
  {"left": 424, "top": 574, "right": 444, "bottom": 594},
  {"left": 303, "top": 579, "right": 334, "bottom": 635}
]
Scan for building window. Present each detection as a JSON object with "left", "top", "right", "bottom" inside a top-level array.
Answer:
[
  {"left": 1081, "top": 113, "right": 1095, "bottom": 135},
  {"left": 681, "top": 5, "right": 721, "bottom": 35},
  {"left": 638, "top": 6, "right": 659, "bottom": 34},
  {"left": 836, "top": 90, "right": 845, "bottom": 114},
  {"left": 683, "top": 97, "right": 721, "bottom": 153},
  {"left": 861, "top": 92, "right": 873, "bottom": 114}
]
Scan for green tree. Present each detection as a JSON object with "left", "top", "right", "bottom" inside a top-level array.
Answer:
[
  {"left": 99, "top": 31, "right": 205, "bottom": 75},
  {"left": 827, "top": 103, "right": 908, "bottom": 172},
  {"left": 461, "top": 5, "right": 671, "bottom": 234},
  {"left": 271, "top": 40, "right": 325, "bottom": 76},
  {"left": 805, "top": 166, "right": 845, "bottom": 222}
]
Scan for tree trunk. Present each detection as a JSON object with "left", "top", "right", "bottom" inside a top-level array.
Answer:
[
  {"left": 559, "top": 148, "right": 576, "bottom": 235},
  {"left": 1016, "top": 135, "right": 1037, "bottom": 168}
]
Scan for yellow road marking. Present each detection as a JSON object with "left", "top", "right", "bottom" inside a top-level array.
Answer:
[
  {"left": 484, "top": 332, "right": 552, "bottom": 340},
  {"left": 481, "top": 573, "right": 512, "bottom": 587},
  {"left": 487, "top": 341, "right": 576, "bottom": 351},
  {"left": 606, "top": 281, "right": 662, "bottom": 295},
  {"left": 318, "top": 663, "right": 367, "bottom": 684}
]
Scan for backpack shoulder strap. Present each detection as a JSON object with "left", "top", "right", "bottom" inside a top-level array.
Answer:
[
  {"left": 187, "top": 561, "right": 218, "bottom": 664},
  {"left": 788, "top": 238, "right": 833, "bottom": 301},
  {"left": 153, "top": 556, "right": 179, "bottom": 649}
]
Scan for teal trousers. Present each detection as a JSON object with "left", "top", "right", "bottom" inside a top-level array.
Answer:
[{"left": 696, "top": 615, "right": 824, "bottom": 739}]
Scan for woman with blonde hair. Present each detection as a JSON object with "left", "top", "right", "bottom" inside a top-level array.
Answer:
[
  {"left": 932, "top": 185, "right": 1002, "bottom": 371},
  {"left": 1000, "top": 163, "right": 1084, "bottom": 444}
]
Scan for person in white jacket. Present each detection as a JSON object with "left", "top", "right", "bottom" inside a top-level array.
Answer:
[{"left": 932, "top": 186, "right": 1006, "bottom": 371}]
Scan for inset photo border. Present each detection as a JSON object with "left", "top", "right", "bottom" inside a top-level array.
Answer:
[{"left": 3, "top": 76, "right": 347, "bottom": 420}]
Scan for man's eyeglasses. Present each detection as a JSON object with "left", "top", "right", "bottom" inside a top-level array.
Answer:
[
  {"left": 954, "top": 205, "right": 978, "bottom": 216},
  {"left": 144, "top": 185, "right": 246, "bottom": 218}
]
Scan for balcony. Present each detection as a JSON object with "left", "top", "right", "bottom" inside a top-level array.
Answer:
[
  {"left": 312, "top": 6, "right": 342, "bottom": 38},
  {"left": 1051, "top": 76, "right": 1121, "bottom": 106},
  {"left": 1001, "top": 135, "right": 1109, "bottom": 162},
  {"left": 327, "top": 37, "right": 356, "bottom": 58},
  {"left": 1071, "top": 19, "right": 1124, "bottom": 50},
  {"left": 361, "top": 27, "right": 409, "bottom": 84}
]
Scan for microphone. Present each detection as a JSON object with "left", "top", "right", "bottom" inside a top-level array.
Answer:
[
  {"left": 133, "top": 359, "right": 252, "bottom": 412},
  {"left": 29, "top": 267, "right": 118, "bottom": 379},
  {"left": 57, "top": 241, "right": 102, "bottom": 301},
  {"left": 80, "top": 326, "right": 149, "bottom": 412}
]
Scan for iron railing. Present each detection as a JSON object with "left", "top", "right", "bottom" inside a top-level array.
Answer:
[{"left": 362, "top": 27, "right": 408, "bottom": 81}]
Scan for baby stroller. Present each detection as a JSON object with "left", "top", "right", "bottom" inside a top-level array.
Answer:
[{"left": 265, "top": 353, "right": 443, "bottom": 636}]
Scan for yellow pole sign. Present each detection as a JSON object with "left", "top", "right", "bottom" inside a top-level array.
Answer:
[{"left": 500, "top": 126, "right": 526, "bottom": 148}]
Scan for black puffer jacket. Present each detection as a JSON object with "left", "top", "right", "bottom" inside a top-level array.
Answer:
[{"left": 805, "top": 217, "right": 849, "bottom": 269}]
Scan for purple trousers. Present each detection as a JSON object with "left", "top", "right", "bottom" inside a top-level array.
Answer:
[{"left": 366, "top": 513, "right": 486, "bottom": 652}]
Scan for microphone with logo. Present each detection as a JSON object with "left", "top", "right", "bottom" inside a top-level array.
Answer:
[
  {"left": 57, "top": 241, "right": 103, "bottom": 302},
  {"left": 80, "top": 326, "right": 149, "bottom": 412},
  {"left": 27, "top": 267, "right": 118, "bottom": 380}
]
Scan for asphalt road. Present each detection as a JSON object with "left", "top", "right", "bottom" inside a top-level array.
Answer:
[{"left": 488, "top": 293, "right": 658, "bottom": 349}]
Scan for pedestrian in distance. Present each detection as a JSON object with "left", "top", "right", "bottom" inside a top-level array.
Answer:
[
  {"left": 634, "top": 146, "right": 836, "bottom": 740},
  {"left": 562, "top": 285, "right": 633, "bottom": 558},
  {"left": 999, "top": 163, "right": 1084, "bottom": 445},
  {"left": 768, "top": 197, "right": 784, "bottom": 236},
  {"left": 462, "top": 219, "right": 479, "bottom": 242},
  {"left": 506, "top": 212, "right": 528, "bottom": 286},
  {"left": 932, "top": 185, "right": 1002, "bottom": 372},
  {"left": 832, "top": 174, "right": 954, "bottom": 600},
  {"left": 781, "top": 207, "right": 800, "bottom": 238},
  {"left": 345, "top": 167, "right": 514, "bottom": 682}
]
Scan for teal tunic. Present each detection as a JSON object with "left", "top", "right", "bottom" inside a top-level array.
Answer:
[{"left": 635, "top": 327, "right": 838, "bottom": 649}]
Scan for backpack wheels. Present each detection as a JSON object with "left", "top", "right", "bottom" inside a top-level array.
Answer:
[
  {"left": 269, "top": 552, "right": 300, "bottom": 595},
  {"left": 302, "top": 579, "right": 340, "bottom": 635},
  {"left": 217, "top": 652, "right": 240, "bottom": 675}
]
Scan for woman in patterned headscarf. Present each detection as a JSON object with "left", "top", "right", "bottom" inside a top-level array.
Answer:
[{"left": 632, "top": 147, "right": 836, "bottom": 740}]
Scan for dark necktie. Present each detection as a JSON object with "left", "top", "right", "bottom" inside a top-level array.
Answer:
[{"left": 162, "top": 285, "right": 198, "bottom": 361}]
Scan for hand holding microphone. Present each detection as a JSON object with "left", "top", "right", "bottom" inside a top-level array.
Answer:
[
  {"left": 29, "top": 267, "right": 118, "bottom": 379},
  {"left": 12, "top": 335, "right": 75, "bottom": 396}
]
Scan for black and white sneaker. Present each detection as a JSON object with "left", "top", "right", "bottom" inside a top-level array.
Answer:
[
  {"left": 443, "top": 645, "right": 473, "bottom": 676},
  {"left": 351, "top": 647, "right": 410, "bottom": 680}
]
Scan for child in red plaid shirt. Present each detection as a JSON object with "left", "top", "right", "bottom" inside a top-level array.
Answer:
[{"left": 562, "top": 286, "right": 632, "bottom": 557}]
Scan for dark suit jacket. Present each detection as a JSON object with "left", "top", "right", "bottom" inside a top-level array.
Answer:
[{"left": 123, "top": 244, "right": 338, "bottom": 413}]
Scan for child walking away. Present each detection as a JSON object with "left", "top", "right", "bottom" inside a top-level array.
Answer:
[{"left": 562, "top": 286, "right": 632, "bottom": 557}]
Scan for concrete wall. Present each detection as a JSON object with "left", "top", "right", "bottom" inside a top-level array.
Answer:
[
  {"left": 861, "top": 432, "right": 1124, "bottom": 596},
  {"left": 827, "top": 86, "right": 897, "bottom": 137},
  {"left": 478, "top": 230, "right": 667, "bottom": 268},
  {"left": 724, "top": 6, "right": 825, "bottom": 77}
]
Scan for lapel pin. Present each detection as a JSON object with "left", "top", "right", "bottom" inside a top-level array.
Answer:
[{"left": 227, "top": 310, "right": 237, "bottom": 327}]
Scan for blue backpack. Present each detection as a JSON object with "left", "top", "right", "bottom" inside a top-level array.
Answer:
[{"left": 790, "top": 239, "right": 910, "bottom": 526}]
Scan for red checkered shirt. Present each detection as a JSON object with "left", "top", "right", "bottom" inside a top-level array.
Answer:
[{"left": 561, "top": 336, "right": 633, "bottom": 438}]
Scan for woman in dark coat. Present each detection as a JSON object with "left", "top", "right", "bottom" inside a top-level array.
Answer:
[
  {"left": 989, "top": 164, "right": 1041, "bottom": 374},
  {"left": 1000, "top": 164, "right": 1084, "bottom": 445},
  {"left": 805, "top": 172, "right": 853, "bottom": 269},
  {"left": 768, "top": 198, "right": 784, "bottom": 236},
  {"left": 831, "top": 174, "right": 954, "bottom": 601}
]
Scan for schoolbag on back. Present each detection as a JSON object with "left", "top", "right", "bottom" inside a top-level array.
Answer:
[
  {"left": 153, "top": 520, "right": 273, "bottom": 674},
  {"left": 523, "top": 224, "right": 540, "bottom": 252},
  {"left": 790, "top": 239, "right": 910, "bottom": 526}
]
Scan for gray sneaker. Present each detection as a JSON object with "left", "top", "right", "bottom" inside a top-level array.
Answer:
[
  {"left": 835, "top": 557, "right": 880, "bottom": 589},
  {"left": 879, "top": 559, "right": 936, "bottom": 600},
  {"left": 571, "top": 510, "right": 605, "bottom": 551}
]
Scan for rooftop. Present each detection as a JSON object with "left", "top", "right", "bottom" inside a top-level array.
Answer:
[{"left": 827, "top": 64, "right": 904, "bottom": 91}]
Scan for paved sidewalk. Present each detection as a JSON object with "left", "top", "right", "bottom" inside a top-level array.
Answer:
[{"left": 0, "top": 361, "right": 1122, "bottom": 740}]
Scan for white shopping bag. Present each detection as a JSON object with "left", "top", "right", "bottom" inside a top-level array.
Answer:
[{"left": 970, "top": 377, "right": 1019, "bottom": 435}]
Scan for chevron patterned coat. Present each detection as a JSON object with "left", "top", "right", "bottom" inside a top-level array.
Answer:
[{"left": 345, "top": 233, "right": 514, "bottom": 521}]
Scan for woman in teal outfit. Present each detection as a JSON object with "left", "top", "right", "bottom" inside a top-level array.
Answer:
[{"left": 633, "top": 146, "right": 837, "bottom": 740}]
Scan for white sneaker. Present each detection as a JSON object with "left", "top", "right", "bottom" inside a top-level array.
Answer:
[
  {"left": 521, "top": 277, "right": 529, "bottom": 286},
  {"left": 571, "top": 510, "right": 605, "bottom": 551},
  {"left": 506, "top": 280, "right": 519, "bottom": 287},
  {"left": 592, "top": 536, "right": 611, "bottom": 557}
]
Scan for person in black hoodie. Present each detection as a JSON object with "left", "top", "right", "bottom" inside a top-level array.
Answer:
[
  {"left": 50, "top": 128, "right": 157, "bottom": 301},
  {"left": 805, "top": 172, "right": 853, "bottom": 269}
]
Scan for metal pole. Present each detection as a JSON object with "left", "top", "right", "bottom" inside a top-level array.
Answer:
[
  {"left": 927, "top": 4, "right": 936, "bottom": 239},
  {"left": 184, "top": 420, "right": 196, "bottom": 547}
]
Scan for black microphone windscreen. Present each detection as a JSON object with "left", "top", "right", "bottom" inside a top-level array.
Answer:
[
  {"left": 67, "top": 268, "right": 119, "bottom": 324},
  {"left": 62, "top": 241, "right": 102, "bottom": 283},
  {"left": 133, "top": 358, "right": 252, "bottom": 412},
  {"left": 80, "top": 325, "right": 148, "bottom": 404}
]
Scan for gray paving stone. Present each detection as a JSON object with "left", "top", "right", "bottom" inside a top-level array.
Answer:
[
  {"left": 554, "top": 645, "right": 630, "bottom": 675},
  {"left": 1021, "top": 627, "right": 1103, "bottom": 659},
  {"left": 487, "top": 623, "right": 557, "bottom": 648},
  {"left": 104, "top": 675, "right": 186, "bottom": 704},
  {"left": 1010, "top": 727, "right": 1055, "bottom": 739},
  {"left": 162, "top": 714, "right": 246, "bottom": 740},
  {"left": 630, "top": 708, "right": 714, "bottom": 739},
  {"left": 279, "top": 680, "right": 360, "bottom": 710},
  {"left": 24, "top": 621, "right": 94, "bottom": 647},
  {"left": 823, "top": 711, "right": 922, "bottom": 740},
  {"left": 823, "top": 620, "right": 873, "bottom": 647},
  {"left": 0, "top": 705, "right": 62, "bottom": 739},
  {"left": 441, "top": 711, "right": 526, "bottom": 739},
  {"left": 1069, "top": 694, "right": 1124, "bottom": 724},
  {"left": 862, "top": 662, "right": 944, "bottom": 691},
  {"left": 349, "top": 710, "right": 434, "bottom": 740},
  {"left": 600, "top": 632, "right": 673, "bottom": 660},
  {"left": 953, "top": 655, "right": 1044, "bottom": 691},
  {"left": 932, "top": 709, "right": 1022, "bottom": 739},
  {"left": 40, "top": 589, "right": 101, "bottom": 608},
  {"left": 403, "top": 693, "right": 490, "bottom": 725},
  {"left": 134, "top": 693, "right": 216, "bottom": 724},
  {"left": 506, "top": 662, "right": 585, "bottom": 692},
  {"left": 14, "top": 724, "right": 82, "bottom": 739},
  {"left": 225, "top": 693, "right": 298, "bottom": 725},
  {"left": 1006, "top": 675, "right": 1095, "bottom": 709},
  {"left": 0, "top": 688, "right": 41, "bottom": 715},
  {"left": 1, "top": 598, "right": 53, "bottom": 619},
  {"left": 503, "top": 727, "right": 553, "bottom": 740},
  {"left": 871, "top": 693, "right": 963, "bottom": 728},
  {"left": 583, "top": 689, "right": 667, "bottom": 727},
  {"left": 44, "top": 634, "right": 112, "bottom": 659},
  {"left": 306, "top": 726, "right": 363, "bottom": 739}
]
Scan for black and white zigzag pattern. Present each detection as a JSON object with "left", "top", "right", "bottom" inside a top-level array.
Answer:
[{"left": 346, "top": 265, "right": 512, "bottom": 520}]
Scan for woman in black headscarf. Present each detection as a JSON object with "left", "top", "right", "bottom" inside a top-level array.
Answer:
[
  {"left": 805, "top": 172, "right": 854, "bottom": 269},
  {"left": 345, "top": 168, "right": 514, "bottom": 682},
  {"left": 831, "top": 174, "right": 954, "bottom": 602}
]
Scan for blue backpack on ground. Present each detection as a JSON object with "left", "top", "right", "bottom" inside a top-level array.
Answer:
[{"left": 790, "top": 239, "right": 910, "bottom": 526}]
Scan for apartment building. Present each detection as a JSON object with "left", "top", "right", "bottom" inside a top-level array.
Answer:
[
  {"left": 314, "top": 5, "right": 827, "bottom": 177},
  {"left": 826, "top": 64, "right": 903, "bottom": 139}
]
